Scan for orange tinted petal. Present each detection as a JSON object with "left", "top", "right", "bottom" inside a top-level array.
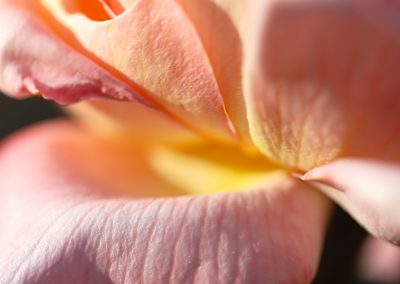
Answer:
[
  {"left": 61, "top": 0, "right": 112, "bottom": 20},
  {"left": 98, "top": 0, "right": 125, "bottom": 17},
  {"left": 0, "top": 1, "right": 148, "bottom": 104},
  {"left": 243, "top": 0, "right": 400, "bottom": 170},
  {"left": 0, "top": 1, "right": 225, "bottom": 144},
  {"left": 40, "top": 0, "right": 235, "bottom": 141}
]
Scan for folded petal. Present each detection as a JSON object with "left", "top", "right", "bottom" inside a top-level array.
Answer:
[
  {"left": 243, "top": 0, "right": 400, "bottom": 170},
  {"left": 175, "top": 0, "right": 250, "bottom": 145},
  {"left": 37, "top": 0, "right": 235, "bottom": 141},
  {"left": 0, "top": 121, "right": 330, "bottom": 283},
  {"left": 303, "top": 158, "right": 400, "bottom": 244}
]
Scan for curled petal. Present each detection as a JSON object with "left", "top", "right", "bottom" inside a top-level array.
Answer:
[
  {"left": 0, "top": 1, "right": 148, "bottom": 105},
  {"left": 0, "top": 1, "right": 216, "bottom": 144},
  {"left": 303, "top": 158, "right": 400, "bottom": 244},
  {"left": 0, "top": 121, "right": 330, "bottom": 283},
  {"left": 38, "top": 0, "right": 235, "bottom": 141},
  {"left": 243, "top": 0, "right": 400, "bottom": 170}
]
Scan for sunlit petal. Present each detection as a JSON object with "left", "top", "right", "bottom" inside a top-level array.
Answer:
[{"left": 38, "top": 0, "right": 235, "bottom": 141}]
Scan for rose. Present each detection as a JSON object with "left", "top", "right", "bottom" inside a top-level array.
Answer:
[{"left": 0, "top": 0, "right": 399, "bottom": 283}]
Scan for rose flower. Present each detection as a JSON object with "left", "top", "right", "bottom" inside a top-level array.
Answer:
[{"left": 0, "top": 0, "right": 399, "bottom": 283}]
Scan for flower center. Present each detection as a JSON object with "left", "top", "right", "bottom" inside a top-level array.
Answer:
[{"left": 147, "top": 142, "right": 290, "bottom": 195}]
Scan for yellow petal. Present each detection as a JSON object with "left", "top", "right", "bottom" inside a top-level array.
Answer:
[{"left": 149, "top": 142, "right": 286, "bottom": 195}]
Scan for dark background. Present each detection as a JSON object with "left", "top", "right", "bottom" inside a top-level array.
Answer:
[{"left": 0, "top": 94, "right": 375, "bottom": 284}]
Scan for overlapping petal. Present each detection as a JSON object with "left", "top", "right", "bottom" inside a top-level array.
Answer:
[
  {"left": 38, "top": 0, "right": 235, "bottom": 141},
  {"left": 0, "top": 0, "right": 236, "bottom": 142},
  {"left": 0, "top": 121, "right": 330, "bottom": 283},
  {"left": 1, "top": 0, "right": 398, "bottom": 280},
  {"left": 4, "top": 0, "right": 400, "bottom": 166},
  {"left": 0, "top": 0, "right": 229, "bottom": 144}
]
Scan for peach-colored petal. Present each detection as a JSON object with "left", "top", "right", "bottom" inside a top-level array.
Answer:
[
  {"left": 357, "top": 237, "right": 400, "bottom": 284},
  {"left": 38, "top": 0, "right": 235, "bottom": 141},
  {"left": 175, "top": 0, "right": 250, "bottom": 145},
  {"left": 0, "top": 1, "right": 148, "bottom": 105},
  {"left": 243, "top": 0, "right": 400, "bottom": 170},
  {"left": 303, "top": 158, "right": 400, "bottom": 244},
  {"left": 0, "top": 1, "right": 207, "bottom": 145},
  {"left": 0, "top": 121, "right": 330, "bottom": 283}
]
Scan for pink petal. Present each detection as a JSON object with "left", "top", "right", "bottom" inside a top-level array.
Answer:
[
  {"left": 357, "top": 236, "right": 400, "bottom": 284},
  {"left": 243, "top": 0, "right": 400, "bottom": 170},
  {"left": 38, "top": 0, "right": 235, "bottom": 141},
  {"left": 303, "top": 158, "right": 400, "bottom": 244},
  {"left": 0, "top": 121, "right": 330, "bottom": 283}
]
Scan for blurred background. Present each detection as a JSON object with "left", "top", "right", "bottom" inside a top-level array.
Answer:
[{"left": 0, "top": 94, "right": 386, "bottom": 284}]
